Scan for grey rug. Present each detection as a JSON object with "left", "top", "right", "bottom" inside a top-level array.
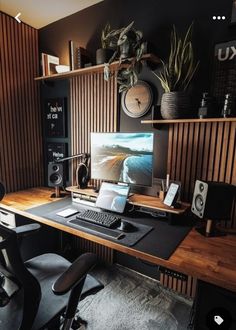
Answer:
[{"left": 78, "top": 265, "right": 192, "bottom": 330}]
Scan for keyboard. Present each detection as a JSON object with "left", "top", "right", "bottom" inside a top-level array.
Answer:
[{"left": 76, "top": 209, "right": 121, "bottom": 228}]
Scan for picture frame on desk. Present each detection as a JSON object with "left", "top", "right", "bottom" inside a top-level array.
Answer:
[{"left": 44, "top": 98, "right": 67, "bottom": 138}]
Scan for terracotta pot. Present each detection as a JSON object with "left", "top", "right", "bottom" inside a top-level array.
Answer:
[
  {"left": 160, "top": 92, "right": 191, "bottom": 119},
  {"left": 96, "top": 48, "right": 114, "bottom": 65}
]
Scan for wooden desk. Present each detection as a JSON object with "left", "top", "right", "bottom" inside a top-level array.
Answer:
[{"left": 1, "top": 187, "right": 236, "bottom": 293}]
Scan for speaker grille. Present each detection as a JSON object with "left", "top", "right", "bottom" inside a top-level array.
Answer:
[
  {"left": 194, "top": 194, "right": 204, "bottom": 212},
  {"left": 49, "top": 173, "right": 62, "bottom": 185}
]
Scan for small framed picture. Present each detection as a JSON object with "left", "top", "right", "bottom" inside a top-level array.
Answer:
[
  {"left": 46, "top": 142, "right": 67, "bottom": 163},
  {"left": 231, "top": 0, "right": 236, "bottom": 25},
  {"left": 46, "top": 142, "right": 69, "bottom": 180}
]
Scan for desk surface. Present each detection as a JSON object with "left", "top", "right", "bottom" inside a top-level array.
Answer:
[{"left": 1, "top": 187, "right": 236, "bottom": 293}]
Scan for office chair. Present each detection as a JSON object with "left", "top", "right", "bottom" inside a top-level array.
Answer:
[{"left": 0, "top": 222, "right": 103, "bottom": 330}]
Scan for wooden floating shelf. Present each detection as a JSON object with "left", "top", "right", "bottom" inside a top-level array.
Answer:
[
  {"left": 35, "top": 53, "right": 160, "bottom": 82},
  {"left": 141, "top": 117, "right": 236, "bottom": 124}
]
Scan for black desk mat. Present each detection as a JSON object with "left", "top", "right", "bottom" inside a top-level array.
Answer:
[
  {"left": 26, "top": 198, "right": 193, "bottom": 260},
  {"left": 26, "top": 199, "right": 153, "bottom": 247}
]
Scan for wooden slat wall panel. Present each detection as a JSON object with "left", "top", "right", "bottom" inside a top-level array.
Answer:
[
  {"left": 167, "top": 122, "right": 236, "bottom": 221},
  {"left": 0, "top": 13, "right": 43, "bottom": 192},
  {"left": 162, "top": 121, "right": 236, "bottom": 297},
  {"left": 69, "top": 71, "right": 118, "bottom": 262}
]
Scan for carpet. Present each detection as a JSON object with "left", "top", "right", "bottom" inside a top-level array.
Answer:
[{"left": 78, "top": 265, "right": 192, "bottom": 330}]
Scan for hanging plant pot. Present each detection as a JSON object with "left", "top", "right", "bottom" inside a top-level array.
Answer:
[
  {"left": 96, "top": 48, "right": 114, "bottom": 65},
  {"left": 160, "top": 92, "right": 191, "bottom": 119}
]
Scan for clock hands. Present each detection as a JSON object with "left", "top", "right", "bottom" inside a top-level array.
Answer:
[{"left": 135, "top": 98, "right": 141, "bottom": 109}]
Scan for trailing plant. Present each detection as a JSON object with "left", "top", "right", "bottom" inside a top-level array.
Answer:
[
  {"left": 102, "top": 21, "right": 145, "bottom": 92},
  {"left": 154, "top": 23, "right": 199, "bottom": 93}
]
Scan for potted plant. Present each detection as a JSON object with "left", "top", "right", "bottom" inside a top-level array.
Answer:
[
  {"left": 154, "top": 23, "right": 199, "bottom": 119},
  {"left": 96, "top": 23, "right": 115, "bottom": 65},
  {"left": 102, "top": 21, "right": 145, "bottom": 92}
]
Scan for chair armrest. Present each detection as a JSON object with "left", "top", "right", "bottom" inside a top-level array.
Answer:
[
  {"left": 52, "top": 252, "right": 97, "bottom": 295},
  {"left": 12, "top": 223, "right": 41, "bottom": 237}
]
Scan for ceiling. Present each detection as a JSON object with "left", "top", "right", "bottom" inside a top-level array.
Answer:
[{"left": 1, "top": 0, "right": 104, "bottom": 29}]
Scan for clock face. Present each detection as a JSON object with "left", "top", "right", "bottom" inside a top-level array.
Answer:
[{"left": 121, "top": 81, "right": 153, "bottom": 118}]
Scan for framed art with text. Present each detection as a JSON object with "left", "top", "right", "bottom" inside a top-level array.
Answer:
[
  {"left": 46, "top": 142, "right": 68, "bottom": 180},
  {"left": 45, "top": 98, "right": 67, "bottom": 138},
  {"left": 211, "top": 40, "right": 236, "bottom": 114},
  {"left": 46, "top": 142, "right": 67, "bottom": 163}
]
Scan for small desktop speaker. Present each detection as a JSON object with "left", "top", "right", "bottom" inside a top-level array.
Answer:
[
  {"left": 191, "top": 180, "right": 235, "bottom": 220},
  {"left": 48, "top": 163, "right": 64, "bottom": 188}
]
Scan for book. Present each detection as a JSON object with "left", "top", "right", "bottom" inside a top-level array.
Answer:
[
  {"left": 41, "top": 53, "right": 46, "bottom": 76},
  {"left": 69, "top": 41, "right": 91, "bottom": 70}
]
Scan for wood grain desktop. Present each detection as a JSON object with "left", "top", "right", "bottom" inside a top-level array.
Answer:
[{"left": 0, "top": 187, "right": 236, "bottom": 293}]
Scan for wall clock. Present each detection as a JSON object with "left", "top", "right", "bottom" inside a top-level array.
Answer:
[{"left": 121, "top": 80, "right": 153, "bottom": 118}]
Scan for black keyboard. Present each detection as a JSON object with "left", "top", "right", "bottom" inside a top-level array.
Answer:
[{"left": 76, "top": 209, "right": 121, "bottom": 228}]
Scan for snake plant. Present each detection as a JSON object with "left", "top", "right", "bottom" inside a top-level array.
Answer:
[{"left": 154, "top": 23, "right": 199, "bottom": 92}]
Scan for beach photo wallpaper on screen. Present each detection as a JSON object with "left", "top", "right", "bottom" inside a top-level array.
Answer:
[{"left": 91, "top": 132, "right": 154, "bottom": 186}]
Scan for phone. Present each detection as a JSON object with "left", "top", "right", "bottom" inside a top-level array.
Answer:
[{"left": 163, "top": 183, "right": 179, "bottom": 207}]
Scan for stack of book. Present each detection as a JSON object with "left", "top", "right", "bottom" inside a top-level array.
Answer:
[
  {"left": 69, "top": 41, "right": 91, "bottom": 70},
  {"left": 41, "top": 53, "right": 59, "bottom": 76}
]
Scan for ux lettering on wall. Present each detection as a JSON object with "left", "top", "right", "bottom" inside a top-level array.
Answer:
[
  {"left": 45, "top": 98, "right": 67, "bottom": 138},
  {"left": 212, "top": 40, "right": 236, "bottom": 108}
]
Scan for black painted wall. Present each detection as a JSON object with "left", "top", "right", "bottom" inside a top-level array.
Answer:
[
  {"left": 38, "top": 0, "right": 235, "bottom": 277},
  {"left": 39, "top": 0, "right": 236, "bottom": 184}
]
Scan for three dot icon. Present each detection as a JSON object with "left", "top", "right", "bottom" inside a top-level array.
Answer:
[{"left": 213, "top": 16, "right": 226, "bottom": 20}]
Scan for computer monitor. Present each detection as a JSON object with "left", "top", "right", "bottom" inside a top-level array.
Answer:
[{"left": 90, "top": 132, "right": 154, "bottom": 186}]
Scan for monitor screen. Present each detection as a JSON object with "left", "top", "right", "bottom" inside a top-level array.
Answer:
[
  {"left": 91, "top": 132, "right": 154, "bottom": 186},
  {"left": 95, "top": 182, "right": 130, "bottom": 213}
]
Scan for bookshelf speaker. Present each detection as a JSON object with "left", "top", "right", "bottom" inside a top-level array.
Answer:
[
  {"left": 191, "top": 180, "right": 235, "bottom": 220},
  {"left": 48, "top": 163, "right": 64, "bottom": 188}
]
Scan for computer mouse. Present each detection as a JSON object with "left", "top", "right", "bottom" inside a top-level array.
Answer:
[{"left": 119, "top": 220, "right": 136, "bottom": 233}]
